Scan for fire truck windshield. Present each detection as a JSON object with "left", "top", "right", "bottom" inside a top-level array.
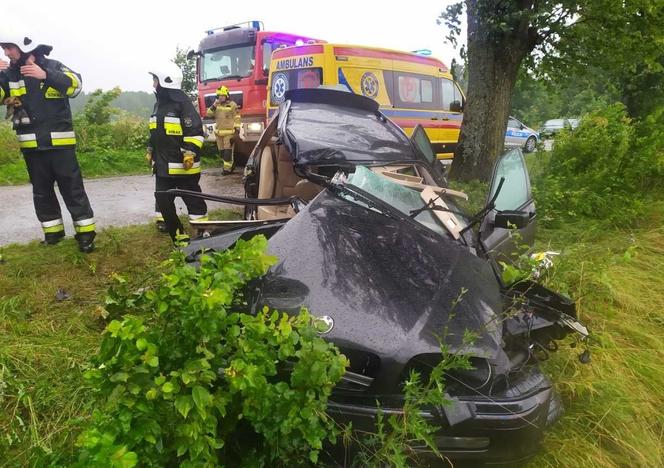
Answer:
[{"left": 201, "top": 44, "right": 256, "bottom": 82}]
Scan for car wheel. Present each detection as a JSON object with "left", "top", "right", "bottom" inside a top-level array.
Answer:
[{"left": 524, "top": 136, "right": 537, "bottom": 153}]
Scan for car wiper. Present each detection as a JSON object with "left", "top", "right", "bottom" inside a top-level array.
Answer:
[
  {"left": 409, "top": 195, "right": 468, "bottom": 218},
  {"left": 459, "top": 177, "right": 505, "bottom": 237},
  {"left": 201, "top": 74, "right": 246, "bottom": 84}
]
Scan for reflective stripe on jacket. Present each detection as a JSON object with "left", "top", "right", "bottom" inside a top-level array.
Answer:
[
  {"left": 206, "top": 100, "right": 239, "bottom": 132},
  {"left": 148, "top": 91, "right": 204, "bottom": 177},
  {"left": 0, "top": 57, "right": 82, "bottom": 152}
]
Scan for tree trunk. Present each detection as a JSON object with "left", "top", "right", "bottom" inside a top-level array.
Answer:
[{"left": 449, "top": 0, "right": 536, "bottom": 182}]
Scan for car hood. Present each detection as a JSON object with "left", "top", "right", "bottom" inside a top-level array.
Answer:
[{"left": 255, "top": 190, "right": 504, "bottom": 361}]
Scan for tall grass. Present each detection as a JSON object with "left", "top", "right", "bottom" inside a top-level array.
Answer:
[{"left": 529, "top": 205, "right": 664, "bottom": 467}]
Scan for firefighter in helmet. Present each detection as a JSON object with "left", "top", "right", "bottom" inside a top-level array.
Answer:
[
  {"left": 0, "top": 33, "right": 96, "bottom": 252},
  {"left": 147, "top": 64, "right": 207, "bottom": 243},
  {"left": 207, "top": 85, "right": 239, "bottom": 175}
]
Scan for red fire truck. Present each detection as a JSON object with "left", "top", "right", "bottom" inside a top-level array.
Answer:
[{"left": 190, "top": 21, "right": 323, "bottom": 156}]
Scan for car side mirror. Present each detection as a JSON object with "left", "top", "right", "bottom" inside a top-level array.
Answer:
[
  {"left": 494, "top": 210, "right": 530, "bottom": 229},
  {"left": 186, "top": 50, "right": 197, "bottom": 60},
  {"left": 519, "top": 124, "right": 525, "bottom": 130},
  {"left": 449, "top": 100, "right": 463, "bottom": 113}
]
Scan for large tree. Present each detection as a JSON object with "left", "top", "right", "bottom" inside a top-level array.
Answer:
[
  {"left": 440, "top": 0, "right": 664, "bottom": 182},
  {"left": 173, "top": 46, "right": 197, "bottom": 100}
]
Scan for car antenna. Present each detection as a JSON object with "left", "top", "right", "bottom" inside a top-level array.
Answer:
[{"left": 458, "top": 176, "right": 505, "bottom": 238}]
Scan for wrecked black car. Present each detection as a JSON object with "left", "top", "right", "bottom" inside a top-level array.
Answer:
[{"left": 157, "top": 89, "right": 590, "bottom": 465}]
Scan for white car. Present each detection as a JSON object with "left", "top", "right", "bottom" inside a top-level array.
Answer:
[{"left": 505, "top": 116, "right": 539, "bottom": 153}]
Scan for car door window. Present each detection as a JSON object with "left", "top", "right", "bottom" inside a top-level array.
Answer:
[
  {"left": 489, "top": 149, "right": 530, "bottom": 211},
  {"left": 507, "top": 118, "right": 520, "bottom": 129},
  {"left": 441, "top": 78, "right": 455, "bottom": 111},
  {"left": 411, "top": 125, "right": 436, "bottom": 164}
]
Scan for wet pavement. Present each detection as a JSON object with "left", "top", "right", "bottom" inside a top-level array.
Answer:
[{"left": 0, "top": 169, "right": 244, "bottom": 246}]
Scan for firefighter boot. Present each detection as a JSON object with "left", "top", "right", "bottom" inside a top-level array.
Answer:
[
  {"left": 75, "top": 231, "right": 96, "bottom": 254},
  {"left": 42, "top": 231, "right": 65, "bottom": 245},
  {"left": 221, "top": 149, "right": 234, "bottom": 175}
]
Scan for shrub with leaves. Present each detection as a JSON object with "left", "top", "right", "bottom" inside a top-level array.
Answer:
[
  {"left": 77, "top": 236, "right": 348, "bottom": 467},
  {"left": 533, "top": 103, "right": 663, "bottom": 225}
]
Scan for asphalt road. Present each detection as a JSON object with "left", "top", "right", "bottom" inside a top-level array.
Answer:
[{"left": 0, "top": 169, "right": 245, "bottom": 247}]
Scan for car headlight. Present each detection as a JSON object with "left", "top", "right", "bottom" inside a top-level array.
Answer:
[{"left": 246, "top": 122, "right": 264, "bottom": 133}]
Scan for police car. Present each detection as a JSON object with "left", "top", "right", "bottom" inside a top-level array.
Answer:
[{"left": 505, "top": 116, "right": 539, "bottom": 153}]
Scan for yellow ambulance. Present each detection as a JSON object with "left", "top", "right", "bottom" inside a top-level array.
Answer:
[{"left": 267, "top": 43, "right": 465, "bottom": 160}]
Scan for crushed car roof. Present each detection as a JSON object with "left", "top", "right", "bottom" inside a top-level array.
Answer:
[{"left": 279, "top": 88, "right": 423, "bottom": 166}]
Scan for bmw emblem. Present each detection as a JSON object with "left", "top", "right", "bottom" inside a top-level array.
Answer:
[
  {"left": 313, "top": 315, "right": 334, "bottom": 334},
  {"left": 360, "top": 72, "right": 379, "bottom": 98},
  {"left": 272, "top": 73, "right": 289, "bottom": 103}
]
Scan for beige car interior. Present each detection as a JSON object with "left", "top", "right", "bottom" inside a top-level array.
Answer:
[
  {"left": 253, "top": 146, "right": 469, "bottom": 231},
  {"left": 256, "top": 144, "right": 324, "bottom": 220}
]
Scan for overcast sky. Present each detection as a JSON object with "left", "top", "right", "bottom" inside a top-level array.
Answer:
[{"left": 5, "top": 0, "right": 464, "bottom": 92}]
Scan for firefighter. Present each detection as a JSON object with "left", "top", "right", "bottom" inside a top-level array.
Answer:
[
  {"left": 207, "top": 85, "right": 239, "bottom": 175},
  {"left": 0, "top": 34, "right": 96, "bottom": 252},
  {"left": 147, "top": 64, "right": 207, "bottom": 243}
]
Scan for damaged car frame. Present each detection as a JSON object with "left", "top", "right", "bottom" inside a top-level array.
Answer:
[{"left": 156, "top": 88, "right": 591, "bottom": 465}]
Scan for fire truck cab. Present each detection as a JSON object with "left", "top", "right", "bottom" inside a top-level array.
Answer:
[{"left": 191, "top": 21, "right": 324, "bottom": 157}]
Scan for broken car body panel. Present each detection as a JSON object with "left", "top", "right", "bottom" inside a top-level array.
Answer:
[{"left": 158, "top": 88, "right": 588, "bottom": 465}]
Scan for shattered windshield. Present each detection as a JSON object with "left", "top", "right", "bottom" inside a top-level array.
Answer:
[{"left": 344, "top": 166, "right": 448, "bottom": 236}]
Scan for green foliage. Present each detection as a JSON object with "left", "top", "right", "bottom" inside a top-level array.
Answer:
[
  {"left": 74, "top": 113, "right": 147, "bottom": 153},
  {"left": 69, "top": 91, "right": 156, "bottom": 119},
  {"left": 72, "top": 87, "right": 148, "bottom": 153},
  {"left": 81, "top": 88, "right": 123, "bottom": 126},
  {"left": 0, "top": 122, "right": 20, "bottom": 165},
  {"left": 533, "top": 103, "right": 663, "bottom": 225},
  {"left": 511, "top": 67, "right": 618, "bottom": 128},
  {"left": 352, "top": 341, "right": 472, "bottom": 466},
  {"left": 76, "top": 236, "right": 348, "bottom": 466},
  {"left": 173, "top": 46, "right": 197, "bottom": 100}
]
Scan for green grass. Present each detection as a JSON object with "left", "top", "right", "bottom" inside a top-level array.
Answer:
[
  {"left": 528, "top": 205, "right": 664, "bottom": 467},
  {"left": 0, "top": 148, "right": 223, "bottom": 186},
  {"left": 0, "top": 212, "right": 241, "bottom": 466}
]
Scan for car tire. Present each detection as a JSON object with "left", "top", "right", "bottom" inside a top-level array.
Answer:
[{"left": 524, "top": 136, "right": 537, "bottom": 153}]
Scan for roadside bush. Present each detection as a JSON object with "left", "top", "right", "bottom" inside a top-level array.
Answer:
[
  {"left": 76, "top": 236, "right": 348, "bottom": 467},
  {"left": 0, "top": 122, "right": 20, "bottom": 166},
  {"left": 533, "top": 103, "right": 663, "bottom": 225},
  {"left": 74, "top": 113, "right": 148, "bottom": 153}
]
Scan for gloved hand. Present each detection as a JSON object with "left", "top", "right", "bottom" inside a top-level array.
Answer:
[
  {"left": 4, "top": 97, "right": 22, "bottom": 108},
  {"left": 182, "top": 151, "right": 195, "bottom": 170},
  {"left": 145, "top": 151, "right": 153, "bottom": 168}
]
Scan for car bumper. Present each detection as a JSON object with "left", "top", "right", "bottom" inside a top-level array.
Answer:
[{"left": 327, "top": 370, "right": 558, "bottom": 465}]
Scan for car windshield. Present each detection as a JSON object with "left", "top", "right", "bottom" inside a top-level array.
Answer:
[
  {"left": 342, "top": 166, "right": 456, "bottom": 237},
  {"left": 201, "top": 44, "right": 256, "bottom": 82}
]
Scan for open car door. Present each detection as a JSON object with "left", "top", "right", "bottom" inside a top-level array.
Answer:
[
  {"left": 409, "top": 125, "right": 448, "bottom": 183},
  {"left": 479, "top": 148, "right": 536, "bottom": 262}
]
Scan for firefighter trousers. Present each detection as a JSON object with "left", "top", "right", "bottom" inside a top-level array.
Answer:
[
  {"left": 154, "top": 175, "right": 208, "bottom": 222},
  {"left": 23, "top": 148, "right": 95, "bottom": 236}
]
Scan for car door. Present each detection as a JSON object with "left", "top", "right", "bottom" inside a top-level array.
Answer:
[
  {"left": 505, "top": 117, "right": 524, "bottom": 147},
  {"left": 409, "top": 124, "right": 448, "bottom": 184},
  {"left": 479, "top": 148, "right": 536, "bottom": 262}
]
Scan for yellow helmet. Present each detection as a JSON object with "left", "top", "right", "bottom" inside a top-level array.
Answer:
[{"left": 216, "top": 86, "right": 230, "bottom": 97}]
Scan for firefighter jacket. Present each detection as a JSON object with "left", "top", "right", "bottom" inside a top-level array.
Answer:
[
  {"left": 0, "top": 56, "right": 82, "bottom": 152},
  {"left": 206, "top": 99, "right": 239, "bottom": 136},
  {"left": 148, "top": 89, "right": 205, "bottom": 177}
]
